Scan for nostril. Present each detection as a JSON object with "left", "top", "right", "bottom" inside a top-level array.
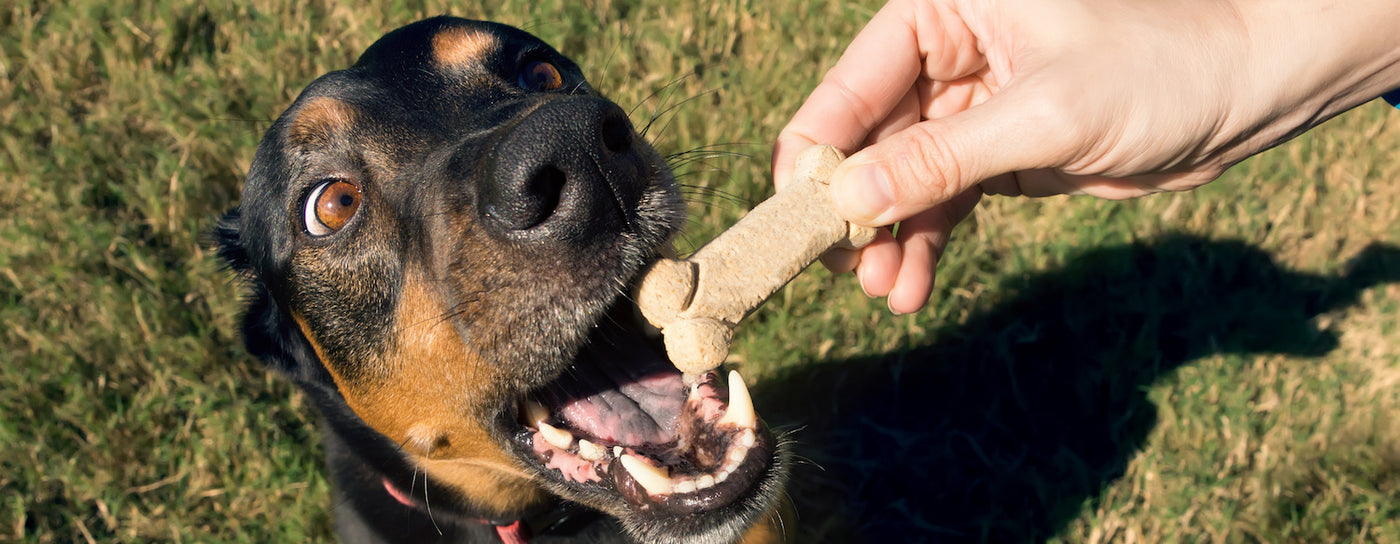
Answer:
[
  {"left": 600, "top": 114, "right": 633, "bottom": 155},
  {"left": 482, "top": 99, "right": 648, "bottom": 237},
  {"left": 486, "top": 164, "right": 567, "bottom": 232},
  {"left": 525, "top": 165, "right": 567, "bottom": 228}
]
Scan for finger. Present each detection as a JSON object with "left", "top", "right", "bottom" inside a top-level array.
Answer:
[
  {"left": 829, "top": 81, "right": 1074, "bottom": 226},
  {"left": 886, "top": 213, "right": 944, "bottom": 315},
  {"left": 854, "top": 228, "right": 901, "bottom": 298},
  {"left": 864, "top": 87, "right": 923, "bottom": 147},
  {"left": 774, "top": 0, "right": 983, "bottom": 187},
  {"left": 921, "top": 68, "right": 999, "bottom": 120},
  {"left": 777, "top": 88, "right": 920, "bottom": 193},
  {"left": 810, "top": 87, "right": 914, "bottom": 277},
  {"left": 887, "top": 189, "right": 979, "bottom": 313},
  {"left": 818, "top": 247, "right": 861, "bottom": 274},
  {"left": 980, "top": 169, "right": 1085, "bottom": 197}
]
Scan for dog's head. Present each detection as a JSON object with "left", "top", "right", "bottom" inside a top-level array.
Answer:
[{"left": 218, "top": 16, "right": 784, "bottom": 543}]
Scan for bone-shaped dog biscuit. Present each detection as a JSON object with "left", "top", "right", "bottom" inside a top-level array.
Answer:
[{"left": 635, "top": 145, "right": 877, "bottom": 376}]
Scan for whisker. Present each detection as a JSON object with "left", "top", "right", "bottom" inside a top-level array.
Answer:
[
  {"left": 419, "top": 466, "right": 444, "bottom": 536},
  {"left": 669, "top": 223, "right": 712, "bottom": 256},
  {"left": 628, "top": 73, "right": 694, "bottom": 124},
  {"left": 667, "top": 151, "right": 753, "bottom": 173},
  {"left": 679, "top": 186, "right": 754, "bottom": 209},
  {"left": 665, "top": 144, "right": 754, "bottom": 162},
  {"left": 593, "top": 43, "right": 622, "bottom": 91},
  {"left": 640, "top": 76, "right": 720, "bottom": 145},
  {"left": 643, "top": 89, "right": 719, "bottom": 142}
]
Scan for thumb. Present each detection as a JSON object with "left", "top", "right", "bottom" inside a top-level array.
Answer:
[{"left": 829, "top": 85, "right": 1070, "bottom": 226}]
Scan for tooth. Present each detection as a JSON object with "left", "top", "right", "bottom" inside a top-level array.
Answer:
[
  {"left": 538, "top": 422, "right": 574, "bottom": 450},
  {"left": 620, "top": 454, "right": 673, "bottom": 495},
  {"left": 522, "top": 400, "right": 550, "bottom": 427},
  {"left": 717, "top": 470, "right": 731, "bottom": 482},
  {"left": 728, "top": 447, "right": 747, "bottom": 465},
  {"left": 740, "top": 429, "right": 756, "bottom": 448},
  {"left": 696, "top": 474, "right": 715, "bottom": 489},
  {"left": 717, "top": 370, "right": 756, "bottom": 428},
  {"left": 578, "top": 439, "right": 605, "bottom": 461},
  {"left": 613, "top": 446, "right": 624, "bottom": 457},
  {"left": 675, "top": 479, "right": 697, "bottom": 494}
]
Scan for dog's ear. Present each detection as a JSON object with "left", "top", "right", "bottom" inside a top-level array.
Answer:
[
  {"left": 239, "top": 285, "right": 332, "bottom": 385},
  {"left": 215, "top": 209, "right": 252, "bottom": 273},
  {"left": 215, "top": 208, "right": 333, "bottom": 386}
]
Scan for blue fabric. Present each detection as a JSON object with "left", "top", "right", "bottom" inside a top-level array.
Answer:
[{"left": 1383, "top": 88, "right": 1400, "bottom": 109}]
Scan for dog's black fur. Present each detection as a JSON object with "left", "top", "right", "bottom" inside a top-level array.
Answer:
[{"left": 217, "top": 17, "right": 786, "bottom": 544}]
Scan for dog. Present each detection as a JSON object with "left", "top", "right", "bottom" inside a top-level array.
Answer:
[{"left": 216, "top": 16, "right": 788, "bottom": 544}]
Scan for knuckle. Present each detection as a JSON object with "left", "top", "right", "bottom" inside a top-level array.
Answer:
[
  {"left": 821, "top": 72, "right": 885, "bottom": 137},
  {"left": 893, "top": 124, "right": 967, "bottom": 204}
]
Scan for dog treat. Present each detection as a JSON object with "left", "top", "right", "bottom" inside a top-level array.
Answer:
[{"left": 635, "top": 145, "right": 878, "bottom": 377}]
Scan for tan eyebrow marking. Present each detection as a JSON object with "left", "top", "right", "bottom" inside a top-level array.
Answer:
[
  {"left": 431, "top": 26, "right": 498, "bottom": 68},
  {"left": 287, "top": 97, "right": 357, "bottom": 148}
]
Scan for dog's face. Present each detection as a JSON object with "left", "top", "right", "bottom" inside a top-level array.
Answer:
[{"left": 218, "top": 17, "right": 784, "bottom": 543}]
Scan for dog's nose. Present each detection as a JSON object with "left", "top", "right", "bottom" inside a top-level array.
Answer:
[{"left": 480, "top": 97, "right": 648, "bottom": 240}]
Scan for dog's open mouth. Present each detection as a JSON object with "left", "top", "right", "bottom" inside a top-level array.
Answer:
[{"left": 507, "top": 302, "right": 774, "bottom": 516}]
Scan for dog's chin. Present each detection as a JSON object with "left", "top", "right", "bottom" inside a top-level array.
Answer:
[{"left": 492, "top": 280, "right": 785, "bottom": 543}]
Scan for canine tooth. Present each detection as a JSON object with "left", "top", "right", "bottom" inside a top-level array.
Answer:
[
  {"left": 696, "top": 474, "right": 715, "bottom": 490},
  {"left": 675, "top": 479, "right": 697, "bottom": 494},
  {"left": 620, "top": 454, "right": 673, "bottom": 495},
  {"left": 717, "top": 370, "right": 756, "bottom": 428},
  {"left": 578, "top": 439, "right": 605, "bottom": 461},
  {"left": 522, "top": 400, "right": 550, "bottom": 427},
  {"left": 538, "top": 422, "right": 574, "bottom": 450}
]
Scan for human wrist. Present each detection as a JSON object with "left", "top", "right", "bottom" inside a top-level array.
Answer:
[{"left": 1239, "top": 0, "right": 1400, "bottom": 122}]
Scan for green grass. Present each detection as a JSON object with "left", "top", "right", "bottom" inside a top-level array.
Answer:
[{"left": 3, "top": 0, "right": 1399, "bottom": 542}]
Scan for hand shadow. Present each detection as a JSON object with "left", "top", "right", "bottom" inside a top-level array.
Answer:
[{"left": 754, "top": 234, "right": 1400, "bottom": 543}]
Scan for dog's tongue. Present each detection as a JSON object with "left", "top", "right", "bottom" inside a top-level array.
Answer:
[{"left": 537, "top": 331, "right": 686, "bottom": 446}]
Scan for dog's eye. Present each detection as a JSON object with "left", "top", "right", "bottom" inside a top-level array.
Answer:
[
  {"left": 304, "top": 179, "right": 361, "bottom": 237},
  {"left": 518, "top": 60, "right": 563, "bottom": 92}
]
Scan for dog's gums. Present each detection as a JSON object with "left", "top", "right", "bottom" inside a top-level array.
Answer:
[{"left": 507, "top": 299, "right": 776, "bottom": 518}]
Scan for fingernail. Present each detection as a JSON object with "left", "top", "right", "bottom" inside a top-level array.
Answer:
[
  {"left": 831, "top": 163, "right": 892, "bottom": 225},
  {"left": 858, "top": 271, "right": 875, "bottom": 298}
]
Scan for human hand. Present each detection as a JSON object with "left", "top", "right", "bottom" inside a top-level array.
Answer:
[{"left": 773, "top": 0, "right": 1400, "bottom": 313}]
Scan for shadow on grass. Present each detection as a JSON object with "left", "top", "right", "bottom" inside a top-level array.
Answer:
[{"left": 755, "top": 234, "right": 1400, "bottom": 543}]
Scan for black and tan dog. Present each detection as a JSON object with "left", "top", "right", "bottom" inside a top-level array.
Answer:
[{"left": 217, "top": 16, "right": 787, "bottom": 544}]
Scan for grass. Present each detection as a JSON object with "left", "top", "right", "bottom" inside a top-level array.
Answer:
[{"left": 2, "top": 0, "right": 1398, "bottom": 542}]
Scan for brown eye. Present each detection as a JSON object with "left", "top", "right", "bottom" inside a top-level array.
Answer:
[
  {"left": 518, "top": 60, "right": 563, "bottom": 92},
  {"left": 304, "top": 179, "right": 361, "bottom": 236}
]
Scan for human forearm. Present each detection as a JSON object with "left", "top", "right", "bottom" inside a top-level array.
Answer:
[{"left": 1236, "top": 0, "right": 1400, "bottom": 154}]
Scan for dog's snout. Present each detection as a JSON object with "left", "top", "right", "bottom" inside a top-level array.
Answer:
[{"left": 481, "top": 98, "right": 648, "bottom": 240}]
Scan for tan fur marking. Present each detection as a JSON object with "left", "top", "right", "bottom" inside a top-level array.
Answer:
[
  {"left": 740, "top": 497, "right": 796, "bottom": 544},
  {"left": 288, "top": 97, "right": 357, "bottom": 148},
  {"left": 292, "top": 274, "right": 547, "bottom": 516},
  {"left": 431, "top": 27, "right": 497, "bottom": 68}
]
